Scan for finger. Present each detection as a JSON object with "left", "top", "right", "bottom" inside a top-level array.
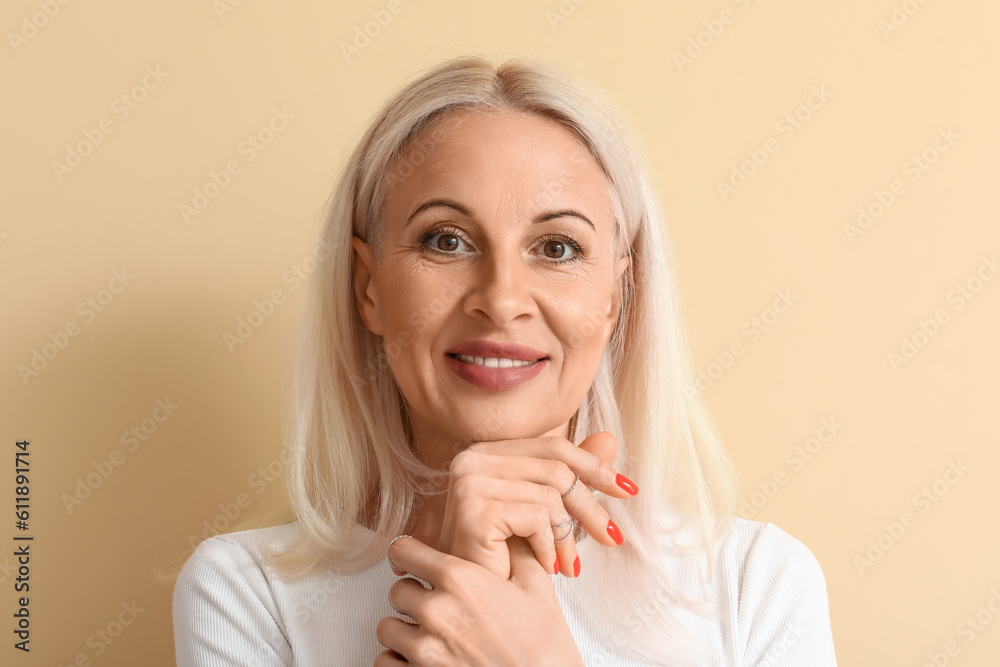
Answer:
[
  {"left": 375, "top": 617, "right": 420, "bottom": 663},
  {"left": 575, "top": 430, "right": 639, "bottom": 496},
  {"left": 478, "top": 499, "right": 569, "bottom": 579},
  {"left": 450, "top": 460, "right": 623, "bottom": 552},
  {"left": 578, "top": 431, "right": 623, "bottom": 481},
  {"left": 465, "top": 432, "right": 638, "bottom": 500},
  {"left": 447, "top": 475, "right": 577, "bottom": 576},
  {"left": 386, "top": 535, "right": 410, "bottom": 576},
  {"left": 550, "top": 514, "right": 577, "bottom": 579},
  {"left": 560, "top": 470, "right": 625, "bottom": 552},
  {"left": 374, "top": 648, "right": 409, "bottom": 666},
  {"left": 464, "top": 433, "right": 635, "bottom": 551},
  {"left": 508, "top": 535, "right": 554, "bottom": 591},
  {"left": 389, "top": 576, "right": 431, "bottom": 621},
  {"left": 388, "top": 534, "right": 470, "bottom": 591}
]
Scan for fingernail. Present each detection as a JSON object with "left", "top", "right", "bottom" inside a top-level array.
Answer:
[
  {"left": 554, "top": 557, "right": 560, "bottom": 575},
  {"left": 607, "top": 519, "right": 624, "bottom": 546},
  {"left": 616, "top": 473, "right": 638, "bottom": 495},
  {"left": 387, "top": 534, "right": 412, "bottom": 575},
  {"left": 573, "top": 555, "right": 581, "bottom": 577}
]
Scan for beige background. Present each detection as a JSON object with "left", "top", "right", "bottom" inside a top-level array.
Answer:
[{"left": 2, "top": 0, "right": 998, "bottom": 665}]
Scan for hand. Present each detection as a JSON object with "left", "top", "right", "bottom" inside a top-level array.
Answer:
[
  {"left": 432, "top": 431, "right": 639, "bottom": 581},
  {"left": 375, "top": 534, "right": 585, "bottom": 667}
]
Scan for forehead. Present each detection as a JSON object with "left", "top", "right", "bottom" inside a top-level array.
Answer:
[{"left": 384, "top": 109, "right": 610, "bottom": 216}]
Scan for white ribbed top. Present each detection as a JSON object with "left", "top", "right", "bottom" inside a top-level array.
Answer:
[{"left": 172, "top": 516, "right": 837, "bottom": 666}]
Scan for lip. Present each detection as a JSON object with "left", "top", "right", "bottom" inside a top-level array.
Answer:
[
  {"left": 445, "top": 354, "right": 548, "bottom": 391},
  {"left": 446, "top": 339, "right": 548, "bottom": 361}
]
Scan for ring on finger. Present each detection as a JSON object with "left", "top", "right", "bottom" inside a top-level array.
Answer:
[
  {"left": 552, "top": 518, "right": 575, "bottom": 543},
  {"left": 561, "top": 474, "right": 579, "bottom": 500},
  {"left": 386, "top": 534, "right": 412, "bottom": 573}
]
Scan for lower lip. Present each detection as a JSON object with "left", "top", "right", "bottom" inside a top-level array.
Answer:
[{"left": 445, "top": 354, "right": 548, "bottom": 390}]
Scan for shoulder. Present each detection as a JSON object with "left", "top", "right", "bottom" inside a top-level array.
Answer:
[
  {"left": 174, "top": 522, "right": 301, "bottom": 601},
  {"left": 172, "top": 523, "right": 301, "bottom": 666},
  {"left": 717, "top": 517, "right": 838, "bottom": 666},
  {"left": 717, "top": 517, "right": 826, "bottom": 589},
  {"left": 194, "top": 521, "right": 301, "bottom": 562}
]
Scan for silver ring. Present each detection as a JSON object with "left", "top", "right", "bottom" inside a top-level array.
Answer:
[
  {"left": 554, "top": 523, "right": 575, "bottom": 543},
  {"left": 551, "top": 517, "right": 574, "bottom": 542},
  {"left": 561, "top": 474, "right": 579, "bottom": 500},
  {"left": 387, "top": 534, "right": 412, "bottom": 572}
]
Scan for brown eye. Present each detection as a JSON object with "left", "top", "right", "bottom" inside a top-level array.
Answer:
[
  {"left": 540, "top": 239, "right": 576, "bottom": 261},
  {"left": 435, "top": 234, "right": 459, "bottom": 251},
  {"left": 420, "top": 228, "right": 469, "bottom": 254}
]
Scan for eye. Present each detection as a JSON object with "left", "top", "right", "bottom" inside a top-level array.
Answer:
[
  {"left": 419, "top": 226, "right": 471, "bottom": 254},
  {"left": 536, "top": 238, "right": 575, "bottom": 262},
  {"left": 418, "top": 225, "right": 585, "bottom": 264},
  {"left": 534, "top": 236, "right": 583, "bottom": 264}
]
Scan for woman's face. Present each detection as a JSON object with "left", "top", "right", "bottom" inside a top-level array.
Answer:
[{"left": 353, "top": 109, "right": 629, "bottom": 458}]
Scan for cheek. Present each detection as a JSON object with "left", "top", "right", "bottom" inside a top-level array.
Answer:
[
  {"left": 381, "top": 271, "right": 460, "bottom": 348},
  {"left": 555, "top": 291, "right": 613, "bottom": 358}
]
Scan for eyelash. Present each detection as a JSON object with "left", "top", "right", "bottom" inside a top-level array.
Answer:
[{"left": 417, "top": 224, "right": 585, "bottom": 264}]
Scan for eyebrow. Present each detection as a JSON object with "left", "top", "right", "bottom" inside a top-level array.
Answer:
[{"left": 405, "top": 198, "right": 596, "bottom": 232}]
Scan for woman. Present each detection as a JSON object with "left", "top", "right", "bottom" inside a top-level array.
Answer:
[{"left": 173, "top": 54, "right": 837, "bottom": 666}]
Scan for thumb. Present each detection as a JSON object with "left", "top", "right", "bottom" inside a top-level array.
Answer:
[{"left": 578, "top": 431, "right": 618, "bottom": 471}]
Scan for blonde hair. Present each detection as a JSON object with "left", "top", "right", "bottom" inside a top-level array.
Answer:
[{"left": 264, "top": 54, "right": 738, "bottom": 665}]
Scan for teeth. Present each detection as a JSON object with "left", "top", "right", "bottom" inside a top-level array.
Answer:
[{"left": 455, "top": 354, "right": 539, "bottom": 368}]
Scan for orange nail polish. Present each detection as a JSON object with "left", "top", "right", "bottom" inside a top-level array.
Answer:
[
  {"left": 607, "top": 519, "right": 624, "bottom": 545},
  {"left": 554, "top": 557, "right": 560, "bottom": 575},
  {"left": 573, "top": 555, "right": 581, "bottom": 577},
  {"left": 616, "top": 473, "right": 638, "bottom": 495}
]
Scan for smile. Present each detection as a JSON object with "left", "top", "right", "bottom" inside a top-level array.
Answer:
[
  {"left": 445, "top": 353, "right": 548, "bottom": 390},
  {"left": 452, "top": 354, "right": 541, "bottom": 368}
]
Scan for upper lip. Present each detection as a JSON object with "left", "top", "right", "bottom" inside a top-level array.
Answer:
[{"left": 446, "top": 339, "right": 548, "bottom": 361}]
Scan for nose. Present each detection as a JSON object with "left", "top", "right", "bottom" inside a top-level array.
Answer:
[{"left": 461, "top": 247, "right": 538, "bottom": 328}]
